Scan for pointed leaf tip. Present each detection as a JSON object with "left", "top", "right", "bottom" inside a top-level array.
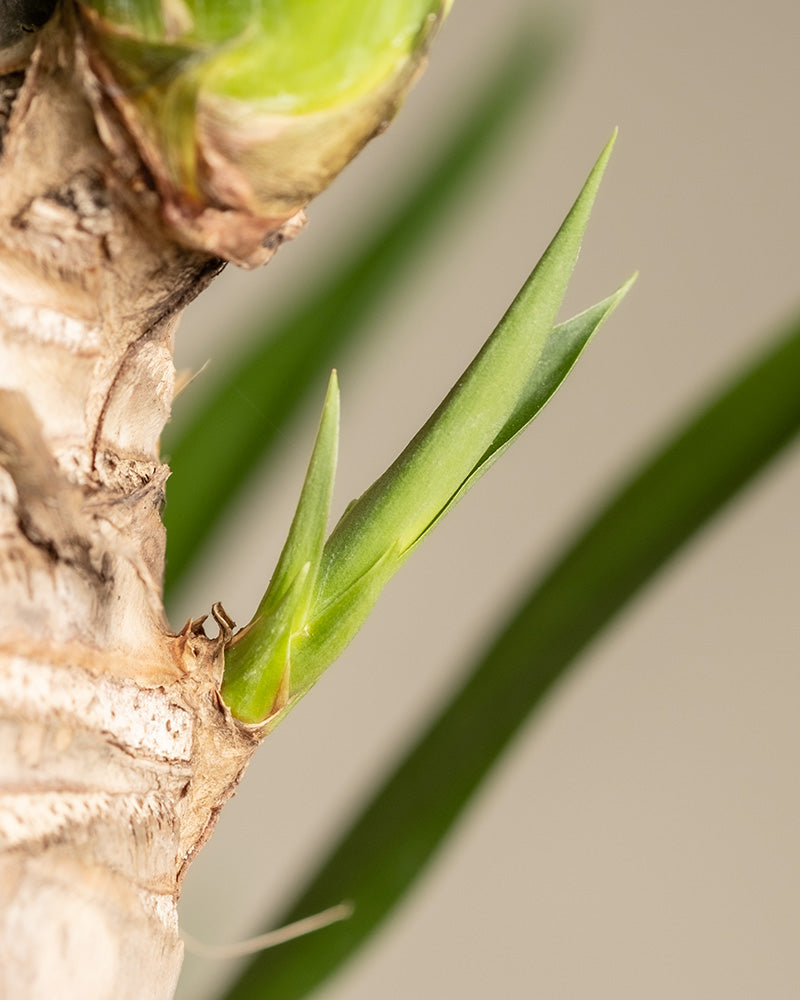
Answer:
[
  {"left": 264, "top": 370, "right": 339, "bottom": 617},
  {"left": 411, "top": 272, "right": 638, "bottom": 549},
  {"left": 221, "top": 374, "right": 340, "bottom": 723},
  {"left": 316, "top": 134, "right": 618, "bottom": 609}
]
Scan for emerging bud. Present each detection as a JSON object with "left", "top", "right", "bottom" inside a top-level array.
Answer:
[
  {"left": 221, "top": 134, "right": 634, "bottom": 727},
  {"left": 76, "top": 0, "right": 452, "bottom": 264}
]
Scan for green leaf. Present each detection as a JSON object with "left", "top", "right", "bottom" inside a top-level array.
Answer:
[
  {"left": 411, "top": 275, "right": 636, "bottom": 551},
  {"left": 221, "top": 373, "right": 339, "bottom": 724},
  {"left": 236, "top": 281, "right": 630, "bottom": 710},
  {"left": 286, "top": 543, "right": 401, "bottom": 700},
  {"left": 219, "top": 562, "right": 306, "bottom": 726},
  {"left": 219, "top": 306, "right": 800, "bottom": 1000},
  {"left": 162, "top": 22, "right": 564, "bottom": 602},
  {"left": 290, "top": 279, "right": 634, "bottom": 696},
  {"left": 315, "top": 131, "right": 617, "bottom": 610},
  {"left": 256, "top": 371, "right": 339, "bottom": 627},
  {"left": 219, "top": 138, "right": 624, "bottom": 726}
]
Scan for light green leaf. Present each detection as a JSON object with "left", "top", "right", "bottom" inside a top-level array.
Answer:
[
  {"left": 220, "top": 138, "right": 623, "bottom": 725},
  {"left": 220, "top": 562, "right": 307, "bottom": 725},
  {"left": 287, "top": 545, "right": 401, "bottom": 707},
  {"left": 316, "top": 132, "right": 617, "bottom": 610},
  {"left": 257, "top": 371, "right": 339, "bottom": 626},
  {"left": 412, "top": 275, "right": 636, "bottom": 551},
  {"left": 292, "top": 278, "right": 635, "bottom": 695},
  {"left": 221, "top": 374, "right": 339, "bottom": 724}
]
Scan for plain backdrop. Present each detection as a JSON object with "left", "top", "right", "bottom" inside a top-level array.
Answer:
[{"left": 172, "top": 2, "right": 800, "bottom": 998}]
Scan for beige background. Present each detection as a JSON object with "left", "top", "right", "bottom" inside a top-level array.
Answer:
[{"left": 172, "top": 1, "right": 800, "bottom": 998}]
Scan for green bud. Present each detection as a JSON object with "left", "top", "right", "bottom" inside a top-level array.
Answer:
[{"left": 76, "top": 0, "right": 451, "bottom": 264}]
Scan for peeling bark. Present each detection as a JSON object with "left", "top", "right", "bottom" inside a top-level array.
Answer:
[{"left": 0, "top": 12, "right": 282, "bottom": 997}]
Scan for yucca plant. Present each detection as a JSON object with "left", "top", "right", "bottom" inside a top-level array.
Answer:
[{"left": 0, "top": 3, "right": 797, "bottom": 1000}]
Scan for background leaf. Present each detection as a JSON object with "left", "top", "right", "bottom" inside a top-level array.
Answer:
[{"left": 218, "top": 306, "right": 800, "bottom": 1000}]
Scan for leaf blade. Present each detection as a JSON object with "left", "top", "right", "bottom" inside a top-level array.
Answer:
[
  {"left": 316, "top": 131, "right": 617, "bottom": 607},
  {"left": 221, "top": 374, "right": 339, "bottom": 723},
  {"left": 412, "top": 274, "right": 636, "bottom": 550},
  {"left": 259, "top": 371, "right": 339, "bottom": 625}
]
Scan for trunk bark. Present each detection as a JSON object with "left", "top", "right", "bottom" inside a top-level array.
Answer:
[{"left": 0, "top": 14, "right": 284, "bottom": 997}]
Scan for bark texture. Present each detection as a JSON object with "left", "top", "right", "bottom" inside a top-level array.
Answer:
[{"left": 0, "top": 12, "right": 288, "bottom": 997}]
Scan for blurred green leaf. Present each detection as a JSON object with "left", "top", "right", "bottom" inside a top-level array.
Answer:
[
  {"left": 219, "top": 306, "right": 800, "bottom": 1000},
  {"left": 162, "top": 21, "right": 564, "bottom": 601}
]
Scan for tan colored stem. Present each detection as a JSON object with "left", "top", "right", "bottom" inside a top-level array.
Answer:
[{"left": 0, "top": 15, "right": 276, "bottom": 997}]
